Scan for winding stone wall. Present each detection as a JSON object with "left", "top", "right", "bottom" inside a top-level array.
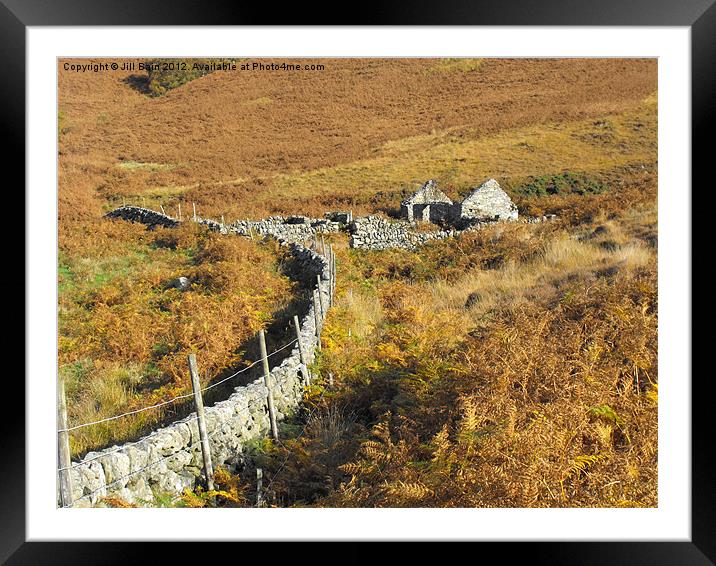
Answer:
[
  {"left": 70, "top": 210, "right": 335, "bottom": 506},
  {"left": 74, "top": 205, "right": 557, "bottom": 505}
]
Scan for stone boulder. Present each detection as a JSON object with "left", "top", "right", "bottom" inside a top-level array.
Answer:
[{"left": 169, "top": 276, "right": 191, "bottom": 291}]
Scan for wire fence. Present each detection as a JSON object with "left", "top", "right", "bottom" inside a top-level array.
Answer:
[
  {"left": 62, "top": 413, "right": 231, "bottom": 508},
  {"left": 59, "top": 338, "right": 298, "bottom": 434},
  {"left": 64, "top": 380, "right": 331, "bottom": 509}
]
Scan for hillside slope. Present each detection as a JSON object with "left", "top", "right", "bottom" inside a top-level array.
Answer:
[
  {"left": 59, "top": 58, "right": 656, "bottom": 222},
  {"left": 58, "top": 59, "right": 658, "bottom": 505}
]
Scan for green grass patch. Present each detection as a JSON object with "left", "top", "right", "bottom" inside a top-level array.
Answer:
[
  {"left": 117, "top": 161, "right": 174, "bottom": 172},
  {"left": 243, "top": 96, "right": 272, "bottom": 107},
  {"left": 144, "top": 58, "right": 239, "bottom": 97},
  {"left": 428, "top": 58, "right": 484, "bottom": 74},
  {"left": 508, "top": 171, "right": 608, "bottom": 198}
]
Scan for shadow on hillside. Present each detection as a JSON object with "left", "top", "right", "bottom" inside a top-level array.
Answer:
[
  {"left": 376, "top": 206, "right": 402, "bottom": 219},
  {"left": 123, "top": 74, "right": 151, "bottom": 95}
]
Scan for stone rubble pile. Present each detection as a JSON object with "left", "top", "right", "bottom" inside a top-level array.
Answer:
[{"left": 523, "top": 214, "right": 557, "bottom": 224}]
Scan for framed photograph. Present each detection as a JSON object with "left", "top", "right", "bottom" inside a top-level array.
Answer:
[{"left": 12, "top": 0, "right": 709, "bottom": 562}]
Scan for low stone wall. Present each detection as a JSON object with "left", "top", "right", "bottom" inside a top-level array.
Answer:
[
  {"left": 68, "top": 211, "right": 334, "bottom": 506},
  {"left": 105, "top": 207, "right": 346, "bottom": 243},
  {"left": 75, "top": 205, "right": 556, "bottom": 504},
  {"left": 349, "top": 216, "right": 454, "bottom": 251},
  {"left": 349, "top": 214, "right": 558, "bottom": 251},
  {"left": 105, "top": 206, "right": 179, "bottom": 228},
  {"left": 226, "top": 216, "right": 343, "bottom": 243}
]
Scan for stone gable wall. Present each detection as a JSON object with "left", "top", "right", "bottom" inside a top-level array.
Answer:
[{"left": 459, "top": 180, "right": 519, "bottom": 221}]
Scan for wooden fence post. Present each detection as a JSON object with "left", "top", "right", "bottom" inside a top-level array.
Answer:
[
  {"left": 313, "top": 290, "right": 321, "bottom": 350},
  {"left": 192, "top": 202, "right": 197, "bottom": 221},
  {"left": 321, "top": 234, "right": 326, "bottom": 256},
  {"left": 316, "top": 275, "right": 326, "bottom": 320},
  {"left": 221, "top": 215, "right": 225, "bottom": 226},
  {"left": 258, "top": 330, "right": 279, "bottom": 440},
  {"left": 57, "top": 379, "right": 73, "bottom": 508},
  {"left": 187, "top": 354, "right": 215, "bottom": 491},
  {"left": 160, "top": 204, "right": 166, "bottom": 215},
  {"left": 256, "top": 468, "right": 263, "bottom": 507},
  {"left": 293, "top": 315, "right": 311, "bottom": 386}
]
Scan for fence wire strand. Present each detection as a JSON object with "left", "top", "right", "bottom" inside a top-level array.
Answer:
[
  {"left": 57, "top": 414, "right": 202, "bottom": 472},
  {"left": 58, "top": 338, "right": 298, "bottom": 433}
]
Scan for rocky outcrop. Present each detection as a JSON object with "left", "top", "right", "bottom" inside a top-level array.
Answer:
[{"left": 169, "top": 276, "right": 191, "bottom": 291}]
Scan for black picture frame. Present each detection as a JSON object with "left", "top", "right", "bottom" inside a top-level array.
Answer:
[{"left": 8, "top": 0, "right": 709, "bottom": 563}]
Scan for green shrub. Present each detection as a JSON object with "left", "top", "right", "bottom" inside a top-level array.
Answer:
[
  {"left": 144, "top": 59, "right": 237, "bottom": 97},
  {"left": 58, "top": 111, "right": 68, "bottom": 136},
  {"left": 511, "top": 171, "right": 608, "bottom": 198}
]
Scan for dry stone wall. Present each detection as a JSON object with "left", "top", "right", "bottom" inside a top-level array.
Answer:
[
  {"left": 226, "top": 217, "right": 342, "bottom": 243},
  {"left": 106, "top": 207, "right": 345, "bottom": 243},
  {"left": 105, "top": 206, "right": 179, "bottom": 228},
  {"left": 349, "top": 214, "right": 557, "bottom": 251},
  {"left": 71, "top": 209, "right": 335, "bottom": 506},
  {"left": 349, "top": 216, "right": 454, "bottom": 251}
]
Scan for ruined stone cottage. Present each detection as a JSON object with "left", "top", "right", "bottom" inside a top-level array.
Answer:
[
  {"left": 400, "top": 180, "right": 453, "bottom": 223},
  {"left": 458, "top": 179, "right": 518, "bottom": 222}
]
